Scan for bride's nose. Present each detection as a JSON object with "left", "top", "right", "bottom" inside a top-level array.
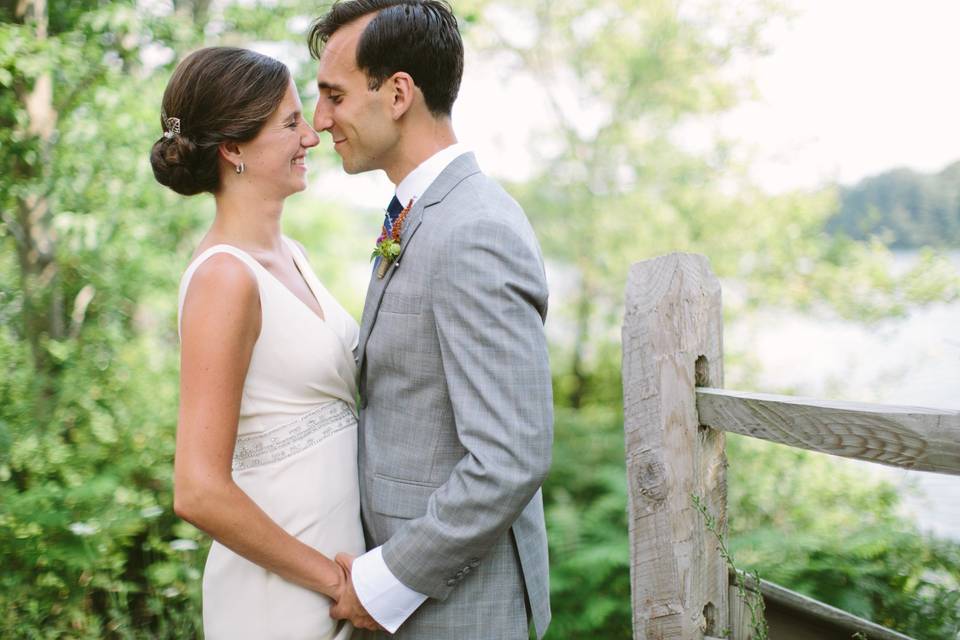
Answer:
[{"left": 301, "top": 121, "right": 320, "bottom": 149}]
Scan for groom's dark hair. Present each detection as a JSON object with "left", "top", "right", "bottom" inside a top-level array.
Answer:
[{"left": 308, "top": 0, "right": 463, "bottom": 117}]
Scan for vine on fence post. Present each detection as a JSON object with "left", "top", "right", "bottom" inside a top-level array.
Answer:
[{"left": 692, "top": 494, "right": 769, "bottom": 640}]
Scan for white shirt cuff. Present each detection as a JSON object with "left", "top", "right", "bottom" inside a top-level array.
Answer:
[{"left": 351, "top": 546, "right": 428, "bottom": 633}]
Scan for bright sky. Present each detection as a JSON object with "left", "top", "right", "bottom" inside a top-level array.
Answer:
[
  {"left": 722, "top": 0, "right": 960, "bottom": 191},
  {"left": 294, "top": 0, "right": 960, "bottom": 204}
]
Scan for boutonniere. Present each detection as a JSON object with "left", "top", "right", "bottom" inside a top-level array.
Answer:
[{"left": 371, "top": 198, "right": 413, "bottom": 279}]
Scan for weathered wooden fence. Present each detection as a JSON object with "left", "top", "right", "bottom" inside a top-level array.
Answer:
[{"left": 622, "top": 253, "right": 960, "bottom": 640}]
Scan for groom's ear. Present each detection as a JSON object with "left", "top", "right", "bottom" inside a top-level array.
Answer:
[
  {"left": 388, "top": 72, "right": 415, "bottom": 120},
  {"left": 218, "top": 141, "right": 243, "bottom": 172}
]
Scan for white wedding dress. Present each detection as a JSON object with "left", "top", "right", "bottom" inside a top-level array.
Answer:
[{"left": 178, "top": 237, "right": 365, "bottom": 640}]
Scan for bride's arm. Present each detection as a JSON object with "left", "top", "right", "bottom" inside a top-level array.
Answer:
[{"left": 173, "top": 254, "right": 346, "bottom": 600}]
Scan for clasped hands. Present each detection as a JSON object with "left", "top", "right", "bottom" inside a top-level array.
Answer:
[{"left": 330, "top": 553, "right": 385, "bottom": 632}]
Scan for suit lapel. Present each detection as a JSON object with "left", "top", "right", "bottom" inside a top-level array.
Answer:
[
  {"left": 356, "top": 152, "right": 482, "bottom": 371},
  {"left": 356, "top": 199, "right": 425, "bottom": 363}
]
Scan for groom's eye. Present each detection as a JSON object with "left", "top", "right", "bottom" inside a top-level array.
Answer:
[{"left": 329, "top": 94, "right": 343, "bottom": 105}]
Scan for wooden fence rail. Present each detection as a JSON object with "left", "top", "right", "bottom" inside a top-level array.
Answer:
[
  {"left": 622, "top": 252, "right": 959, "bottom": 640},
  {"left": 697, "top": 388, "right": 960, "bottom": 476}
]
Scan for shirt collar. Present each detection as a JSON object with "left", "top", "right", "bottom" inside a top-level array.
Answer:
[{"left": 395, "top": 142, "right": 470, "bottom": 208}]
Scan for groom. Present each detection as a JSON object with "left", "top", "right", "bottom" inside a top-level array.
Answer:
[{"left": 310, "top": 1, "right": 553, "bottom": 637}]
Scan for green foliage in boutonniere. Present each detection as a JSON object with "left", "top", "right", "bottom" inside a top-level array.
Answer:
[{"left": 370, "top": 236, "right": 401, "bottom": 262}]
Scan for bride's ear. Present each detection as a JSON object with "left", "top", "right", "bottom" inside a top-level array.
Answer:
[
  {"left": 218, "top": 141, "right": 243, "bottom": 173},
  {"left": 389, "top": 72, "right": 415, "bottom": 120}
]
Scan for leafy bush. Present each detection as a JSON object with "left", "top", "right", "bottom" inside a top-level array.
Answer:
[
  {"left": 0, "top": 295, "right": 207, "bottom": 638},
  {"left": 544, "top": 408, "right": 631, "bottom": 637},
  {"left": 0, "top": 6, "right": 210, "bottom": 633},
  {"left": 727, "top": 434, "right": 960, "bottom": 640},
  {"left": 542, "top": 409, "right": 960, "bottom": 640}
]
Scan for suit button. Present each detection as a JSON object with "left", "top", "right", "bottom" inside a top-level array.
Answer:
[
  {"left": 462, "top": 566, "right": 471, "bottom": 575},
  {"left": 469, "top": 558, "right": 480, "bottom": 567},
  {"left": 446, "top": 578, "right": 456, "bottom": 586}
]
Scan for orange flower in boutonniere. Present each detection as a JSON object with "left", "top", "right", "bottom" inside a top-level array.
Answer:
[{"left": 371, "top": 198, "right": 413, "bottom": 279}]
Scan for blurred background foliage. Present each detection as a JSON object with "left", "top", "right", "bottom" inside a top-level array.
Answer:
[{"left": 1, "top": 0, "right": 958, "bottom": 638}]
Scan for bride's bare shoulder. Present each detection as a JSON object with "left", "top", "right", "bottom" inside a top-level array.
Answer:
[
  {"left": 181, "top": 252, "right": 260, "bottom": 336},
  {"left": 189, "top": 252, "right": 257, "bottom": 290}
]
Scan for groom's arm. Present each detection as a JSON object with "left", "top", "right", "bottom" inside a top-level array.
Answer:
[{"left": 382, "top": 213, "right": 553, "bottom": 601}]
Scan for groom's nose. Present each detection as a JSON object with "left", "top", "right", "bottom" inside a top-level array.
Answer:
[{"left": 313, "top": 100, "right": 333, "bottom": 133}]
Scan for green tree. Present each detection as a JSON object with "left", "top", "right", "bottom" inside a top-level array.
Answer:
[
  {"left": 2, "top": 1, "right": 958, "bottom": 637},
  {"left": 0, "top": 1, "right": 209, "bottom": 635},
  {"left": 0, "top": 1, "right": 333, "bottom": 635},
  {"left": 457, "top": 1, "right": 960, "bottom": 637},
  {"left": 828, "top": 160, "right": 960, "bottom": 248},
  {"left": 466, "top": 0, "right": 958, "bottom": 408}
]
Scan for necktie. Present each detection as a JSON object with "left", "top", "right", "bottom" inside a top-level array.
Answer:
[
  {"left": 382, "top": 195, "right": 403, "bottom": 238},
  {"left": 373, "top": 196, "right": 405, "bottom": 275}
]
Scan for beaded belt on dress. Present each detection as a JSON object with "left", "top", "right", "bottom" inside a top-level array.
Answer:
[{"left": 232, "top": 401, "right": 356, "bottom": 471}]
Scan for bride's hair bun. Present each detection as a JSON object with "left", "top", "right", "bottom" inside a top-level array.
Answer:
[
  {"left": 150, "top": 134, "right": 218, "bottom": 196},
  {"left": 149, "top": 47, "right": 291, "bottom": 196}
]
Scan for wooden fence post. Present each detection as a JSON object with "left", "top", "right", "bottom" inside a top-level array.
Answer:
[{"left": 622, "top": 253, "right": 728, "bottom": 639}]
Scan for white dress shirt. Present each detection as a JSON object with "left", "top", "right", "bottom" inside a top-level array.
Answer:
[{"left": 351, "top": 141, "right": 470, "bottom": 633}]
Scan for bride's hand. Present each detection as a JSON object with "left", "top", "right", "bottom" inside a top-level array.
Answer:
[
  {"left": 329, "top": 555, "right": 350, "bottom": 602},
  {"left": 329, "top": 553, "right": 384, "bottom": 631}
]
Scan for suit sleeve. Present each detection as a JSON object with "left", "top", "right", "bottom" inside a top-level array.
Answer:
[{"left": 380, "top": 215, "right": 554, "bottom": 599}]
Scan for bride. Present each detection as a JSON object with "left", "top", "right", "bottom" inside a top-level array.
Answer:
[{"left": 150, "top": 47, "right": 372, "bottom": 639}]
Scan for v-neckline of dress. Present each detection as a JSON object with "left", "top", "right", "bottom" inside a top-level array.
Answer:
[
  {"left": 205, "top": 241, "right": 327, "bottom": 325},
  {"left": 283, "top": 240, "right": 327, "bottom": 324}
]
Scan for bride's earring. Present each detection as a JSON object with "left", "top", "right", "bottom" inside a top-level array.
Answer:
[{"left": 236, "top": 162, "right": 245, "bottom": 175}]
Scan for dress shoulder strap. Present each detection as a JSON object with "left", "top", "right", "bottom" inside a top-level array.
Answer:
[
  {"left": 282, "top": 235, "right": 306, "bottom": 261},
  {"left": 177, "top": 244, "right": 262, "bottom": 339},
  {"left": 281, "top": 235, "right": 322, "bottom": 297}
]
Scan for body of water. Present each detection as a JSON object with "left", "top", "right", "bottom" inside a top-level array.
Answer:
[{"left": 727, "top": 251, "right": 960, "bottom": 540}]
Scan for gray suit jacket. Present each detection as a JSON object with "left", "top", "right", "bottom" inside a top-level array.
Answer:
[{"left": 356, "top": 153, "right": 553, "bottom": 639}]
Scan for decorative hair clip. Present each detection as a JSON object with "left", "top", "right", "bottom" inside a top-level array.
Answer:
[{"left": 163, "top": 117, "right": 181, "bottom": 139}]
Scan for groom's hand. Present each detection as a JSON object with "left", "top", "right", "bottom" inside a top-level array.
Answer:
[{"left": 330, "top": 553, "right": 384, "bottom": 632}]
